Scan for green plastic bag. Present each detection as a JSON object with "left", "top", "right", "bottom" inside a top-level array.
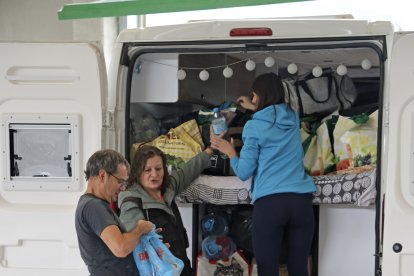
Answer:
[
  {"left": 301, "top": 120, "right": 335, "bottom": 176},
  {"left": 333, "top": 110, "right": 378, "bottom": 171}
]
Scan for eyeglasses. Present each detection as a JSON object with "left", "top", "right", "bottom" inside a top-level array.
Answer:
[{"left": 108, "top": 172, "right": 128, "bottom": 189}]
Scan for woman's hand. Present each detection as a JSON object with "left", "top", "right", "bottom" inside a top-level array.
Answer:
[
  {"left": 155, "top": 228, "right": 171, "bottom": 248},
  {"left": 209, "top": 126, "right": 237, "bottom": 159},
  {"left": 236, "top": 95, "right": 255, "bottom": 111},
  {"left": 204, "top": 147, "right": 214, "bottom": 156},
  {"left": 136, "top": 220, "right": 153, "bottom": 235}
]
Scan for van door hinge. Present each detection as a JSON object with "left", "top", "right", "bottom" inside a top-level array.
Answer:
[
  {"left": 383, "top": 104, "right": 389, "bottom": 126},
  {"left": 376, "top": 266, "right": 382, "bottom": 276},
  {"left": 103, "top": 111, "right": 114, "bottom": 128},
  {"left": 374, "top": 251, "right": 382, "bottom": 276}
]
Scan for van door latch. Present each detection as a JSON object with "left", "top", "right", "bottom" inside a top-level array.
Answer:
[
  {"left": 103, "top": 111, "right": 114, "bottom": 128},
  {"left": 392, "top": 243, "right": 402, "bottom": 253}
]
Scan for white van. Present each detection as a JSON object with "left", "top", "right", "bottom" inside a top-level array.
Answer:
[{"left": 0, "top": 18, "right": 412, "bottom": 276}]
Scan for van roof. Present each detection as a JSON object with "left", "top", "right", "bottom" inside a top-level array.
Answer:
[{"left": 116, "top": 18, "right": 395, "bottom": 43}]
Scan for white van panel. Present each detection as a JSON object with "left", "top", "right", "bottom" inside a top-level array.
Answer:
[
  {"left": 0, "top": 43, "right": 105, "bottom": 275},
  {"left": 382, "top": 32, "right": 414, "bottom": 276},
  {"left": 319, "top": 206, "right": 375, "bottom": 276},
  {"left": 117, "top": 19, "right": 394, "bottom": 42},
  {"left": 131, "top": 53, "right": 178, "bottom": 103}
]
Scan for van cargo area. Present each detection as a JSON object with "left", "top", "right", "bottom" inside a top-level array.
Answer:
[{"left": 124, "top": 37, "right": 382, "bottom": 276}]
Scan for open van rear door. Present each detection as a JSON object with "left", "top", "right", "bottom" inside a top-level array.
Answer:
[
  {"left": 0, "top": 43, "right": 106, "bottom": 276},
  {"left": 382, "top": 32, "right": 414, "bottom": 276}
]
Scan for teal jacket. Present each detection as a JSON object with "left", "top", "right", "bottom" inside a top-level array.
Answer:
[{"left": 230, "top": 104, "right": 316, "bottom": 203}]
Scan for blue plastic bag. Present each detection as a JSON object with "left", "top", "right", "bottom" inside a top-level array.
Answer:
[
  {"left": 133, "top": 239, "right": 153, "bottom": 276},
  {"left": 201, "top": 235, "right": 236, "bottom": 261},
  {"left": 201, "top": 213, "right": 229, "bottom": 236},
  {"left": 133, "top": 226, "right": 184, "bottom": 276}
]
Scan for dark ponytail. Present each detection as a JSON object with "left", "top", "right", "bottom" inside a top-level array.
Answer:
[{"left": 252, "top": 73, "right": 285, "bottom": 111}]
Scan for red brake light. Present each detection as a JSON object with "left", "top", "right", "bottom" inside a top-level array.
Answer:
[{"left": 230, "top": 28, "right": 273, "bottom": 37}]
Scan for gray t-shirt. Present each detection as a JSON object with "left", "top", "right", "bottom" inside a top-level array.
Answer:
[{"left": 75, "top": 194, "right": 139, "bottom": 276}]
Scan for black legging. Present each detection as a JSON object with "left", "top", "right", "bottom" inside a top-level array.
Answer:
[{"left": 252, "top": 193, "right": 314, "bottom": 276}]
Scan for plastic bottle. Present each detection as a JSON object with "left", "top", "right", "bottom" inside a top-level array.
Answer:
[
  {"left": 211, "top": 107, "right": 229, "bottom": 162},
  {"left": 211, "top": 107, "right": 228, "bottom": 135}
]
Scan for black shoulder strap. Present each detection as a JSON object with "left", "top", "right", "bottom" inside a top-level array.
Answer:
[
  {"left": 170, "top": 200, "right": 190, "bottom": 248},
  {"left": 120, "top": 196, "right": 148, "bottom": 220}
]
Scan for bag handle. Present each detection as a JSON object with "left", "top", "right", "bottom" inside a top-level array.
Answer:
[
  {"left": 296, "top": 73, "right": 334, "bottom": 103},
  {"left": 333, "top": 75, "right": 354, "bottom": 108},
  {"left": 301, "top": 121, "right": 322, "bottom": 154}
]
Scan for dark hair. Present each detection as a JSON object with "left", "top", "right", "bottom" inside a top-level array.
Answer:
[
  {"left": 128, "top": 145, "right": 169, "bottom": 191},
  {"left": 252, "top": 73, "right": 286, "bottom": 111},
  {"left": 84, "top": 149, "right": 130, "bottom": 180}
]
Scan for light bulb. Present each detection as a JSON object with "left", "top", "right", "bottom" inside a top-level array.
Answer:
[
  {"left": 223, "top": 66, "right": 233, "bottom": 78},
  {"left": 336, "top": 64, "right": 347, "bottom": 76},
  {"left": 177, "top": 69, "right": 186, "bottom": 80},
  {"left": 199, "top": 70, "right": 209, "bottom": 81},
  {"left": 245, "top": 59, "right": 256, "bottom": 71},
  {"left": 312, "top": 66, "right": 323, "bottom": 78},
  {"left": 287, "top": 63, "right": 298, "bottom": 74},
  {"left": 264, "top": 56, "right": 275, "bottom": 68},
  {"left": 361, "top": 58, "right": 372, "bottom": 70}
]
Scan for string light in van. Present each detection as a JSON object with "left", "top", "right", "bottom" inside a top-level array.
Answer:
[
  {"left": 287, "top": 63, "right": 298, "bottom": 74},
  {"left": 199, "top": 69, "right": 209, "bottom": 81},
  {"left": 169, "top": 56, "right": 373, "bottom": 80},
  {"left": 312, "top": 65, "right": 323, "bottom": 78},
  {"left": 264, "top": 56, "right": 275, "bottom": 68},
  {"left": 223, "top": 66, "right": 234, "bottom": 78},
  {"left": 336, "top": 64, "right": 348, "bottom": 76},
  {"left": 177, "top": 69, "right": 186, "bottom": 80},
  {"left": 245, "top": 59, "right": 256, "bottom": 71},
  {"left": 361, "top": 58, "right": 372, "bottom": 70}
]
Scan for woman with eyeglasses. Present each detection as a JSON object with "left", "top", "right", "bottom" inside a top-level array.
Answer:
[
  {"left": 118, "top": 145, "right": 213, "bottom": 276},
  {"left": 210, "top": 73, "right": 316, "bottom": 276}
]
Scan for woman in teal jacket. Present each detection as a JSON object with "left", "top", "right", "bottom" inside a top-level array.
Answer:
[{"left": 210, "top": 73, "right": 316, "bottom": 276}]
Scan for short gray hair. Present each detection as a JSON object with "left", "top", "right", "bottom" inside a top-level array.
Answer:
[{"left": 84, "top": 149, "right": 130, "bottom": 180}]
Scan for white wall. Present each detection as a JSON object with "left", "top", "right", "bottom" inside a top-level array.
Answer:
[
  {"left": 0, "top": 0, "right": 118, "bottom": 74},
  {"left": 0, "top": 0, "right": 99, "bottom": 42}
]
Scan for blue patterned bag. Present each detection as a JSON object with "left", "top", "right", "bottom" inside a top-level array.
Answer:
[
  {"left": 133, "top": 239, "right": 153, "bottom": 276},
  {"left": 133, "top": 226, "right": 184, "bottom": 276}
]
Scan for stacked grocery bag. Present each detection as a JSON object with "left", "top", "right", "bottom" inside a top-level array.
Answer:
[
  {"left": 282, "top": 70, "right": 378, "bottom": 176},
  {"left": 196, "top": 207, "right": 250, "bottom": 276},
  {"left": 130, "top": 101, "right": 248, "bottom": 176},
  {"left": 130, "top": 117, "right": 204, "bottom": 165},
  {"left": 196, "top": 205, "right": 296, "bottom": 276},
  {"left": 300, "top": 110, "right": 378, "bottom": 176}
]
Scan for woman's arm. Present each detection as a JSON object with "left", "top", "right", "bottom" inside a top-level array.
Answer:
[
  {"left": 211, "top": 122, "right": 259, "bottom": 181},
  {"left": 169, "top": 148, "right": 213, "bottom": 193},
  {"left": 118, "top": 191, "right": 147, "bottom": 231},
  {"left": 230, "top": 136, "right": 259, "bottom": 180},
  {"left": 209, "top": 133, "right": 237, "bottom": 159},
  {"left": 236, "top": 95, "right": 256, "bottom": 111},
  {"left": 204, "top": 146, "right": 214, "bottom": 156}
]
